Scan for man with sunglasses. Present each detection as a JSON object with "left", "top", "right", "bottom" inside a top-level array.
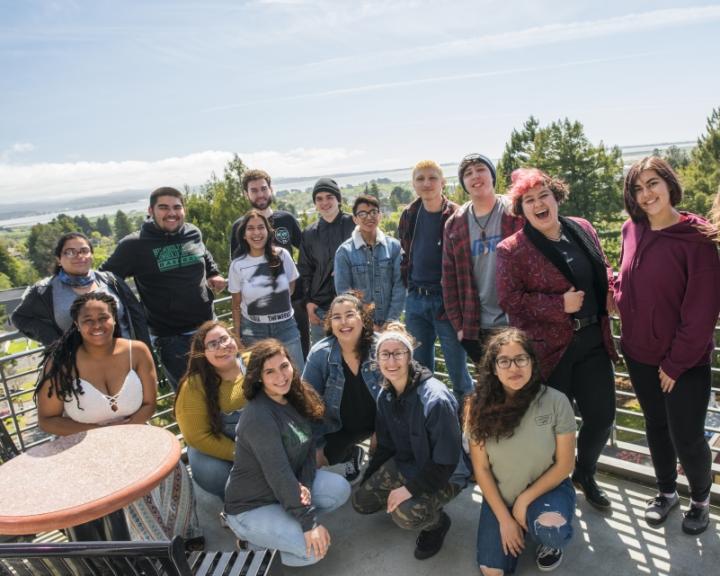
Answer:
[{"left": 334, "top": 195, "right": 405, "bottom": 331}]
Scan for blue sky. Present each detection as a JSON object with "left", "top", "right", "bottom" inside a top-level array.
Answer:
[{"left": 1, "top": 0, "right": 719, "bottom": 202}]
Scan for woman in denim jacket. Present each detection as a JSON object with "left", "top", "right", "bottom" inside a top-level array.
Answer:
[
  {"left": 334, "top": 195, "right": 406, "bottom": 331},
  {"left": 302, "top": 292, "right": 382, "bottom": 481}
]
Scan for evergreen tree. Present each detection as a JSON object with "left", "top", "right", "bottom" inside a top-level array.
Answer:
[
  {"left": 679, "top": 107, "right": 720, "bottom": 216},
  {"left": 27, "top": 216, "right": 77, "bottom": 275},
  {"left": 369, "top": 182, "right": 381, "bottom": 200},
  {"left": 95, "top": 215, "right": 113, "bottom": 237},
  {"left": 113, "top": 210, "right": 133, "bottom": 242},
  {"left": 496, "top": 116, "right": 540, "bottom": 192},
  {"left": 0, "top": 242, "right": 20, "bottom": 285},
  {"left": 73, "top": 214, "right": 93, "bottom": 235}
]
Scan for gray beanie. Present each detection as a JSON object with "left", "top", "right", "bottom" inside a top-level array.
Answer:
[
  {"left": 312, "top": 178, "right": 342, "bottom": 203},
  {"left": 458, "top": 153, "right": 496, "bottom": 192}
]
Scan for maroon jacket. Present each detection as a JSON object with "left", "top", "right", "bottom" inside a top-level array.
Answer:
[
  {"left": 442, "top": 198, "right": 523, "bottom": 340},
  {"left": 496, "top": 217, "right": 618, "bottom": 380},
  {"left": 614, "top": 213, "right": 720, "bottom": 380}
]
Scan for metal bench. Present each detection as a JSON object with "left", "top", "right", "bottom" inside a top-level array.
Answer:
[{"left": 0, "top": 536, "right": 282, "bottom": 576}]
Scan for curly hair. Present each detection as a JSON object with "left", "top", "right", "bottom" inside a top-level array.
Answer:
[
  {"left": 323, "top": 291, "right": 375, "bottom": 359},
  {"left": 175, "top": 320, "right": 242, "bottom": 437},
  {"left": 34, "top": 292, "right": 121, "bottom": 409},
  {"left": 464, "top": 327, "right": 543, "bottom": 444},
  {"left": 623, "top": 156, "right": 683, "bottom": 223},
  {"left": 243, "top": 339, "right": 324, "bottom": 421},
  {"left": 507, "top": 168, "right": 569, "bottom": 218},
  {"left": 232, "top": 210, "right": 282, "bottom": 273},
  {"left": 242, "top": 169, "right": 272, "bottom": 192}
]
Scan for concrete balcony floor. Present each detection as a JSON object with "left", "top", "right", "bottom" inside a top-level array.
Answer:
[{"left": 195, "top": 469, "right": 720, "bottom": 576}]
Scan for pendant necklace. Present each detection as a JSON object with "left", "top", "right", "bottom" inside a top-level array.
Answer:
[{"left": 471, "top": 199, "right": 498, "bottom": 241}]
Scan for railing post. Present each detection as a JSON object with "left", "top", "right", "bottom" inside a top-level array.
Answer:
[{"left": 0, "top": 361, "right": 25, "bottom": 452}]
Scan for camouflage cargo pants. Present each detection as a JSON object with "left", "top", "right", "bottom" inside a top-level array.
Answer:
[{"left": 351, "top": 458, "right": 461, "bottom": 531}]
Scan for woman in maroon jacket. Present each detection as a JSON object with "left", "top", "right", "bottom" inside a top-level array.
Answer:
[
  {"left": 615, "top": 157, "right": 720, "bottom": 535},
  {"left": 496, "top": 168, "right": 617, "bottom": 512}
]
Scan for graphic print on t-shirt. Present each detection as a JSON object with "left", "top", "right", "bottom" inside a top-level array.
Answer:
[{"left": 245, "top": 261, "right": 292, "bottom": 321}]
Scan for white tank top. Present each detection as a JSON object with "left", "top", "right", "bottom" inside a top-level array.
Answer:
[{"left": 63, "top": 342, "right": 143, "bottom": 425}]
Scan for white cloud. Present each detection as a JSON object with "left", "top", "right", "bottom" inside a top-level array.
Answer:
[
  {"left": 0, "top": 142, "right": 35, "bottom": 162},
  {"left": 0, "top": 147, "right": 364, "bottom": 203}
]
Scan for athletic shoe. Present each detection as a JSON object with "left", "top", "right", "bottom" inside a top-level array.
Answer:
[
  {"left": 644, "top": 493, "right": 679, "bottom": 526},
  {"left": 414, "top": 511, "right": 451, "bottom": 560},
  {"left": 682, "top": 504, "right": 710, "bottom": 535},
  {"left": 344, "top": 445, "right": 365, "bottom": 482},
  {"left": 536, "top": 545, "right": 563, "bottom": 572}
]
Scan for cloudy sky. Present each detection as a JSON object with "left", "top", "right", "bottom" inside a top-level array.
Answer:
[{"left": 1, "top": 0, "right": 719, "bottom": 202}]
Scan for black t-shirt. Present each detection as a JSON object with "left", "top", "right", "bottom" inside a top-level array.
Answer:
[
  {"left": 554, "top": 234, "right": 598, "bottom": 319},
  {"left": 339, "top": 359, "right": 376, "bottom": 434}
]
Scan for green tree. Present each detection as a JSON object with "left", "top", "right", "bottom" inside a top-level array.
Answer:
[
  {"left": 113, "top": 210, "right": 133, "bottom": 242},
  {"left": 368, "top": 182, "right": 381, "bottom": 200},
  {"left": 497, "top": 117, "right": 624, "bottom": 224},
  {"left": 679, "top": 107, "right": 720, "bottom": 216},
  {"left": 653, "top": 145, "right": 691, "bottom": 172},
  {"left": 95, "top": 215, "right": 113, "bottom": 237},
  {"left": 0, "top": 242, "right": 20, "bottom": 285},
  {"left": 389, "top": 185, "right": 413, "bottom": 211},
  {"left": 27, "top": 216, "right": 77, "bottom": 275},
  {"left": 73, "top": 214, "right": 93, "bottom": 235}
]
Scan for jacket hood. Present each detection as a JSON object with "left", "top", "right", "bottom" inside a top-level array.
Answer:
[
  {"left": 652, "top": 212, "right": 715, "bottom": 245},
  {"left": 384, "top": 360, "right": 434, "bottom": 398}
]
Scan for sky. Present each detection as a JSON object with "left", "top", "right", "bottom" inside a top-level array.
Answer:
[{"left": 1, "top": 0, "right": 719, "bottom": 203}]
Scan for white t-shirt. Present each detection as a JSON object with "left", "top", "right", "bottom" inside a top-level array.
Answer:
[{"left": 228, "top": 248, "right": 299, "bottom": 323}]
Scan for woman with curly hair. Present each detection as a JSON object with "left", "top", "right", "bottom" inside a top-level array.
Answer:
[
  {"left": 34, "top": 291, "right": 200, "bottom": 541},
  {"left": 302, "top": 292, "right": 382, "bottom": 480},
  {"left": 175, "top": 321, "right": 247, "bottom": 500},
  {"left": 496, "top": 167, "right": 617, "bottom": 511},
  {"left": 466, "top": 328, "right": 576, "bottom": 574},
  {"left": 224, "top": 339, "right": 350, "bottom": 567},
  {"left": 229, "top": 210, "right": 304, "bottom": 371},
  {"left": 614, "top": 157, "right": 720, "bottom": 534}
]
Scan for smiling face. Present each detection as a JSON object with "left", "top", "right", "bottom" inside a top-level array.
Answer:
[
  {"left": 314, "top": 191, "right": 340, "bottom": 222},
  {"left": 329, "top": 300, "right": 363, "bottom": 345},
  {"left": 462, "top": 162, "right": 495, "bottom": 203},
  {"left": 377, "top": 339, "right": 411, "bottom": 389},
  {"left": 76, "top": 299, "right": 116, "bottom": 346},
  {"left": 245, "top": 178, "right": 274, "bottom": 211},
  {"left": 352, "top": 201, "right": 381, "bottom": 237},
  {"left": 203, "top": 325, "right": 239, "bottom": 371},
  {"left": 632, "top": 169, "right": 673, "bottom": 222},
  {"left": 412, "top": 167, "right": 445, "bottom": 202},
  {"left": 149, "top": 194, "right": 185, "bottom": 233},
  {"left": 243, "top": 215, "right": 270, "bottom": 255},
  {"left": 521, "top": 184, "right": 560, "bottom": 237},
  {"left": 58, "top": 237, "right": 93, "bottom": 276},
  {"left": 260, "top": 352, "right": 294, "bottom": 403},
  {"left": 493, "top": 341, "right": 532, "bottom": 396}
]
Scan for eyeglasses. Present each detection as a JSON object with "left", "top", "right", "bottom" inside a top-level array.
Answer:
[
  {"left": 205, "top": 334, "right": 233, "bottom": 351},
  {"left": 62, "top": 247, "right": 92, "bottom": 258},
  {"left": 495, "top": 354, "right": 531, "bottom": 369},
  {"left": 355, "top": 209, "right": 380, "bottom": 220},
  {"left": 378, "top": 350, "right": 409, "bottom": 361}
]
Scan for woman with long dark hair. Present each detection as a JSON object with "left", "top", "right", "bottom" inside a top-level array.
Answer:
[
  {"left": 224, "top": 339, "right": 350, "bottom": 567},
  {"left": 496, "top": 167, "right": 618, "bottom": 511},
  {"left": 229, "top": 210, "right": 304, "bottom": 370},
  {"left": 175, "top": 321, "right": 246, "bottom": 500},
  {"left": 12, "top": 231, "right": 149, "bottom": 348},
  {"left": 615, "top": 157, "right": 720, "bottom": 535},
  {"left": 34, "top": 292, "right": 200, "bottom": 540},
  {"left": 466, "top": 328, "right": 576, "bottom": 574},
  {"left": 302, "top": 292, "right": 382, "bottom": 480}
]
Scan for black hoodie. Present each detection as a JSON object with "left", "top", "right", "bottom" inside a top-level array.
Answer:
[{"left": 101, "top": 220, "right": 220, "bottom": 336}]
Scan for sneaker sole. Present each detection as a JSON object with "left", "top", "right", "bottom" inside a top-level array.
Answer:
[
  {"left": 645, "top": 500, "right": 679, "bottom": 526},
  {"left": 537, "top": 552, "right": 563, "bottom": 572},
  {"left": 681, "top": 518, "right": 709, "bottom": 536}
]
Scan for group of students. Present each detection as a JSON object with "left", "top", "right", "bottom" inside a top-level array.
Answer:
[{"left": 11, "top": 152, "right": 720, "bottom": 574}]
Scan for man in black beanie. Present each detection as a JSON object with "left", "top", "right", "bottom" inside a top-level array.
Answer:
[{"left": 299, "top": 178, "right": 354, "bottom": 343}]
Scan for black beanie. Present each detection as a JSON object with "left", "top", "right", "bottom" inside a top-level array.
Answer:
[
  {"left": 458, "top": 153, "right": 496, "bottom": 192},
  {"left": 312, "top": 178, "right": 342, "bottom": 203}
]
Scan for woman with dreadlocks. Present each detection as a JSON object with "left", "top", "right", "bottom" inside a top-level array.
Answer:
[
  {"left": 229, "top": 210, "right": 304, "bottom": 371},
  {"left": 34, "top": 291, "right": 201, "bottom": 541}
]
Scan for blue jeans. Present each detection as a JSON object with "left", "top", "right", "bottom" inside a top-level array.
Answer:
[
  {"left": 242, "top": 316, "right": 305, "bottom": 372},
  {"left": 187, "top": 410, "right": 241, "bottom": 500},
  {"left": 225, "top": 470, "right": 351, "bottom": 567},
  {"left": 152, "top": 333, "right": 194, "bottom": 391},
  {"left": 404, "top": 290, "right": 472, "bottom": 401},
  {"left": 309, "top": 306, "right": 328, "bottom": 347},
  {"left": 476, "top": 478, "right": 576, "bottom": 573}
]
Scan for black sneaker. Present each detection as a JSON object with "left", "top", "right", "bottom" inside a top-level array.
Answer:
[
  {"left": 414, "top": 511, "right": 451, "bottom": 560},
  {"left": 682, "top": 504, "right": 710, "bottom": 535},
  {"left": 344, "top": 445, "right": 365, "bottom": 482},
  {"left": 645, "top": 493, "right": 679, "bottom": 526},
  {"left": 536, "top": 545, "right": 563, "bottom": 572},
  {"left": 572, "top": 471, "right": 611, "bottom": 511}
]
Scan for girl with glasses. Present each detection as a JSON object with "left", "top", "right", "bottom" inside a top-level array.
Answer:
[
  {"left": 175, "top": 321, "right": 247, "bottom": 500},
  {"left": 351, "top": 322, "right": 464, "bottom": 561},
  {"left": 466, "top": 327, "right": 577, "bottom": 574}
]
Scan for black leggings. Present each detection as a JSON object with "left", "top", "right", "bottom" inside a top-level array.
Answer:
[
  {"left": 624, "top": 354, "right": 712, "bottom": 502},
  {"left": 546, "top": 324, "right": 616, "bottom": 478}
]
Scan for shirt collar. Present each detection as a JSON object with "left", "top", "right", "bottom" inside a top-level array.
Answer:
[{"left": 352, "top": 226, "right": 387, "bottom": 249}]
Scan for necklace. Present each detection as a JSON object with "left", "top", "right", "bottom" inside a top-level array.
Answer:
[{"left": 471, "top": 199, "right": 498, "bottom": 241}]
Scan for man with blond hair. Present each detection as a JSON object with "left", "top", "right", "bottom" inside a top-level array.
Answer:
[{"left": 397, "top": 160, "right": 472, "bottom": 403}]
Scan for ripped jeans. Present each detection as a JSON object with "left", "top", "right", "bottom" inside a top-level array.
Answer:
[{"left": 476, "top": 478, "right": 575, "bottom": 573}]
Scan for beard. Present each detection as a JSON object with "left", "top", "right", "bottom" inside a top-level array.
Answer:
[{"left": 250, "top": 195, "right": 273, "bottom": 210}]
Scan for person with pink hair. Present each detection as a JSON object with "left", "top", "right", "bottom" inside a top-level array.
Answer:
[{"left": 496, "top": 168, "right": 617, "bottom": 513}]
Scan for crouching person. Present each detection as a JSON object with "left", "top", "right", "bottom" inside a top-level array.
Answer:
[
  {"left": 466, "top": 328, "right": 576, "bottom": 574},
  {"left": 351, "top": 323, "right": 463, "bottom": 560},
  {"left": 224, "top": 340, "right": 351, "bottom": 567}
]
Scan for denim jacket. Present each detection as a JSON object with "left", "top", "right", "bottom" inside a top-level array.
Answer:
[
  {"left": 334, "top": 228, "right": 406, "bottom": 325},
  {"left": 302, "top": 335, "right": 383, "bottom": 447}
]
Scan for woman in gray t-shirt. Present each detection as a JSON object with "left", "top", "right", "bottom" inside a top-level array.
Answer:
[{"left": 465, "top": 328, "right": 576, "bottom": 575}]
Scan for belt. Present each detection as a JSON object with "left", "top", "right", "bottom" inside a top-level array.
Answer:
[
  {"left": 409, "top": 286, "right": 442, "bottom": 296},
  {"left": 572, "top": 315, "right": 598, "bottom": 331}
]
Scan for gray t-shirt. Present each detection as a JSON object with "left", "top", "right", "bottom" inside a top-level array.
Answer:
[
  {"left": 467, "top": 196, "right": 508, "bottom": 328},
  {"left": 483, "top": 386, "right": 576, "bottom": 505}
]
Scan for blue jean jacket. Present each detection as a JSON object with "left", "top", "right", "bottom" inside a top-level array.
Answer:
[
  {"left": 302, "top": 335, "right": 383, "bottom": 447},
  {"left": 333, "top": 230, "right": 406, "bottom": 325}
]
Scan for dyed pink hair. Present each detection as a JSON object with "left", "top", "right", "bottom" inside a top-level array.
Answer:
[{"left": 507, "top": 168, "right": 569, "bottom": 217}]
